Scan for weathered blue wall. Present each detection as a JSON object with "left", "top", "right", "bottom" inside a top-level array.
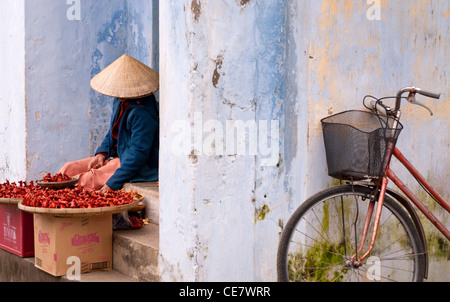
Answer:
[
  {"left": 159, "top": 0, "right": 449, "bottom": 281},
  {"left": 160, "top": 0, "right": 292, "bottom": 281},
  {"left": 23, "top": 0, "right": 158, "bottom": 180},
  {"left": 127, "top": 0, "right": 159, "bottom": 71},
  {"left": 299, "top": 0, "right": 449, "bottom": 280}
]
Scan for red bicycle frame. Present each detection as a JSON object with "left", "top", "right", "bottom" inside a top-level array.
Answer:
[
  {"left": 388, "top": 148, "right": 450, "bottom": 239},
  {"left": 354, "top": 147, "right": 450, "bottom": 263}
]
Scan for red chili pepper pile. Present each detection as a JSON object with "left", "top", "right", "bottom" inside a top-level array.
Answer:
[
  {"left": 0, "top": 180, "right": 136, "bottom": 209},
  {"left": 42, "top": 172, "right": 71, "bottom": 182},
  {"left": 0, "top": 180, "right": 32, "bottom": 199},
  {"left": 129, "top": 216, "right": 144, "bottom": 229}
]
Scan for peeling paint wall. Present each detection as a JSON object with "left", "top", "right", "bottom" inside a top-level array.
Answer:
[
  {"left": 87, "top": 1, "right": 129, "bottom": 158},
  {"left": 300, "top": 0, "right": 450, "bottom": 281},
  {"left": 1, "top": 0, "right": 158, "bottom": 181},
  {"left": 25, "top": 0, "right": 127, "bottom": 179},
  {"left": 160, "top": 0, "right": 291, "bottom": 282},
  {"left": 160, "top": 0, "right": 449, "bottom": 281},
  {"left": 0, "top": 0, "right": 26, "bottom": 182}
]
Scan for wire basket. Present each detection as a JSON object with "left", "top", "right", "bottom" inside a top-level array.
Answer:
[{"left": 321, "top": 110, "right": 403, "bottom": 180}]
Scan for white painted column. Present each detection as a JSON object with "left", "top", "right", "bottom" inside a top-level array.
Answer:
[
  {"left": 0, "top": 0, "right": 27, "bottom": 182},
  {"left": 159, "top": 0, "right": 291, "bottom": 281}
]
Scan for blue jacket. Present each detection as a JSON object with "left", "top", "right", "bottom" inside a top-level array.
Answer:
[{"left": 96, "top": 94, "right": 159, "bottom": 190}]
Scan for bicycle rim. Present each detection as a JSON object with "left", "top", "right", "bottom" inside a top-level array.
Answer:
[{"left": 277, "top": 185, "right": 425, "bottom": 282}]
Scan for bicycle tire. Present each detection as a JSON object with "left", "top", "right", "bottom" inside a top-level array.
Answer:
[{"left": 277, "top": 185, "right": 425, "bottom": 282}]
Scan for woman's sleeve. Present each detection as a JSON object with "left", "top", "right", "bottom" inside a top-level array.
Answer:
[{"left": 106, "top": 109, "right": 157, "bottom": 190}]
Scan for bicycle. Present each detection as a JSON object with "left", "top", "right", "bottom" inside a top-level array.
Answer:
[{"left": 277, "top": 86, "right": 449, "bottom": 282}]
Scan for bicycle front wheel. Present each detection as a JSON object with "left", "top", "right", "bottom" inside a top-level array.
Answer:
[{"left": 277, "top": 185, "right": 425, "bottom": 282}]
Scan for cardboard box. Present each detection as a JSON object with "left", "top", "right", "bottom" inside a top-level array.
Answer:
[
  {"left": 33, "top": 213, "right": 112, "bottom": 277},
  {"left": 0, "top": 203, "right": 34, "bottom": 257}
]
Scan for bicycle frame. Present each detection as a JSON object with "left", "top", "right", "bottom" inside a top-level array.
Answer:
[
  {"left": 354, "top": 147, "right": 450, "bottom": 263},
  {"left": 388, "top": 148, "right": 450, "bottom": 238}
]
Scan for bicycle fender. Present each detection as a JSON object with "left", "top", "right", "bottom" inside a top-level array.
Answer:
[{"left": 386, "top": 188, "right": 429, "bottom": 279}]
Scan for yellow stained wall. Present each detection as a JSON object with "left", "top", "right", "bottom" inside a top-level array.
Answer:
[{"left": 302, "top": 0, "right": 449, "bottom": 280}]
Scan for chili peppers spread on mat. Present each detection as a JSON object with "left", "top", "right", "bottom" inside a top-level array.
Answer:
[
  {"left": 42, "top": 172, "right": 71, "bottom": 182},
  {"left": 0, "top": 180, "right": 31, "bottom": 199},
  {"left": 0, "top": 180, "right": 136, "bottom": 209}
]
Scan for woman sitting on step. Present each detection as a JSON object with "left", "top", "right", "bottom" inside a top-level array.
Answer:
[{"left": 59, "top": 54, "right": 159, "bottom": 192}]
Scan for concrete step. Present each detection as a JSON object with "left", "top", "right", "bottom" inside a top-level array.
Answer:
[
  {"left": 0, "top": 248, "right": 136, "bottom": 282},
  {"left": 62, "top": 268, "right": 138, "bottom": 282},
  {"left": 117, "top": 181, "right": 160, "bottom": 281},
  {"left": 0, "top": 248, "right": 59, "bottom": 282},
  {"left": 113, "top": 222, "right": 160, "bottom": 281}
]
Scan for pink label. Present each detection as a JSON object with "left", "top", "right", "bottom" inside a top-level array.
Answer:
[
  {"left": 60, "top": 222, "right": 73, "bottom": 231},
  {"left": 71, "top": 232, "right": 99, "bottom": 246},
  {"left": 38, "top": 231, "right": 50, "bottom": 245}
]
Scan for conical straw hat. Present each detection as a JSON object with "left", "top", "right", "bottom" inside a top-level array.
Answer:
[{"left": 90, "top": 54, "right": 159, "bottom": 99}]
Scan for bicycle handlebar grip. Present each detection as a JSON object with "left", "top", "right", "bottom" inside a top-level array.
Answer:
[{"left": 417, "top": 89, "right": 441, "bottom": 99}]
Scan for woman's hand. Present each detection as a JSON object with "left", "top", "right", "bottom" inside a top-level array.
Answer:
[
  {"left": 88, "top": 154, "right": 106, "bottom": 170},
  {"left": 99, "top": 184, "right": 112, "bottom": 193}
]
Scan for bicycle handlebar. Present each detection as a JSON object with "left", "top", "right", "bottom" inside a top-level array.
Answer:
[
  {"left": 365, "top": 86, "right": 441, "bottom": 118},
  {"left": 416, "top": 88, "right": 441, "bottom": 99},
  {"left": 395, "top": 86, "right": 441, "bottom": 112}
]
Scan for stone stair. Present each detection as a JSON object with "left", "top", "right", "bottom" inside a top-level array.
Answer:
[
  {"left": 0, "top": 181, "right": 160, "bottom": 282},
  {"left": 113, "top": 181, "right": 160, "bottom": 281}
]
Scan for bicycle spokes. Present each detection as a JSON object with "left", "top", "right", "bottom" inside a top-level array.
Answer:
[{"left": 280, "top": 185, "right": 423, "bottom": 282}]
